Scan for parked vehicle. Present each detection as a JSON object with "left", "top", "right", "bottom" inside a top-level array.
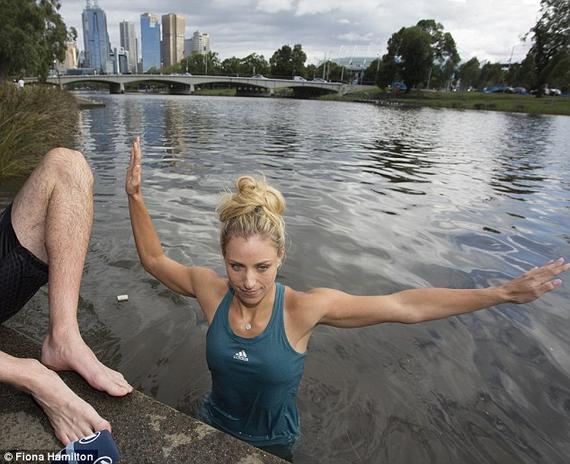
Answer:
[
  {"left": 390, "top": 81, "right": 407, "bottom": 91},
  {"left": 483, "top": 85, "right": 507, "bottom": 93}
]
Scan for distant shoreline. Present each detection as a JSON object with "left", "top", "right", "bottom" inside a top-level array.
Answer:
[
  {"left": 319, "top": 89, "right": 570, "bottom": 116},
  {"left": 70, "top": 86, "right": 570, "bottom": 116}
]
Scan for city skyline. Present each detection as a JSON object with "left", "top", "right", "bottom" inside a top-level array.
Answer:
[{"left": 62, "top": 0, "right": 542, "bottom": 66}]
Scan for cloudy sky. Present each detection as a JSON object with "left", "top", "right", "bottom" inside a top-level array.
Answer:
[{"left": 60, "top": 0, "right": 541, "bottom": 65}]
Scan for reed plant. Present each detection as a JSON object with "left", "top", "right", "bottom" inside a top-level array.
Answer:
[{"left": 0, "top": 83, "right": 78, "bottom": 180}]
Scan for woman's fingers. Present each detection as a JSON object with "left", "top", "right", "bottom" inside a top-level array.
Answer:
[
  {"left": 532, "top": 258, "right": 568, "bottom": 279},
  {"left": 134, "top": 136, "right": 141, "bottom": 163},
  {"left": 130, "top": 138, "right": 137, "bottom": 165}
]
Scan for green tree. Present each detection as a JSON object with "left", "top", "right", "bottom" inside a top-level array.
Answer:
[
  {"left": 505, "top": 62, "right": 523, "bottom": 87},
  {"left": 291, "top": 44, "right": 307, "bottom": 77},
  {"left": 241, "top": 53, "right": 269, "bottom": 76},
  {"left": 180, "top": 52, "right": 221, "bottom": 75},
  {"left": 315, "top": 60, "right": 344, "bottom": 81},
  {"left": 545, "top": 50, "right": 570, "bottom": 91},
  {"left": 416, "top": 19, "right": 460, "bottom": 89},
  {"left": 477, "top": 62, "right": 505, "bottom": 88},
  {"left": 526, "top": 0, "right": 570, "bottom": 95},
  {"left": 305, "top": 64, "right": 317, "bottom": 80},
  {"left": 270, "top": 44, "right": 307, "bottom": 78},
  {"left": 375, "top": 54, "right": 399, "bottom": 88},
  {"left": 221, "top": 56, "right": 241, "bottom": 76},
  {"left": 381, "top": 26, "right": 433, "bottom": 91},
  {"left": 0, "top": 0, "right": 68, "bottom": 80},
  {"left": 516, "top": 54, "right": 537, "bottom": 89},
  {"left": 458, "top": 57, "right": 481, "bottom": 90},
  {"left": 363, "top": 59, "right": 379, "bottom": 84}
]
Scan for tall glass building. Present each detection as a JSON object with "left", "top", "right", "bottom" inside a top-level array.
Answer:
[
  {"left": 120, "top": 20, "right": 138, "bottom": 73},
  {"left": 82, "top": 0, "right": 112, "bottom": 73},
  {"left": 140, "top": 13, "right": 161, "bottom": 72}
]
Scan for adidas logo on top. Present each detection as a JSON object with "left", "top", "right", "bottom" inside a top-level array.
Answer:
[{"left": 233, "top": 350, "right": 249, "bottom": 362}]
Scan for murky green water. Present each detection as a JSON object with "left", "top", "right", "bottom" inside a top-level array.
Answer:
[{"left": 2, "top": 94, "right": 570, "bottom": 463}]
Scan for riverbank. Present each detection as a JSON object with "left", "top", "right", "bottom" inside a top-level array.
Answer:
[
  {"left": 0, "top": 83, "right": 79, "bottom": 180},
  {"left": 320, "top": 88, "right": 570, "bottom": 116}
]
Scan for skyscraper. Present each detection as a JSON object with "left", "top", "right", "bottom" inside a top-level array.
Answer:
[
  {"left": 190, "top": 31, "right": 210, "bottom": 55},
  {"left": 161, "top": 13, "right": 186, "bottom": 68},
  {"left": 119, "top": 20, "right": 138, "bottom": 74},
  {"left": 57, "top": 42, "right": 78, "bottom": 72},
  {"left": 82, "top": 0, "right": 112, "bottom": 73},
  {"left": 140, "top": 13, "right": 161, "bottom": 72}
]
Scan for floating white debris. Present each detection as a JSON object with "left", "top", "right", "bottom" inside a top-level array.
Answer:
[{"left": 117, "top": 294, "right": 129, "bottom": 302}]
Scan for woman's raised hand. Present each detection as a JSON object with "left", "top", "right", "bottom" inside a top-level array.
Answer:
[
  {"left": 126, "top": 136, "right": 142, "bottom": 198},
  {"left": 501, "top": 258, "right": 570, "bottom": 304}
]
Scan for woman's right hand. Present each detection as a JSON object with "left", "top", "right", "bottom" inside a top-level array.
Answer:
[{"left": 126, "top": 136, "right": 142, "bottom": 198}]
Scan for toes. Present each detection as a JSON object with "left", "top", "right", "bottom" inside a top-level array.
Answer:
[
  {"left": 95, "top": 419, "right": 112, "bottom": 433},
  {"left": 57, "top": 431, "right": 71, "bottom": 446},
  {"left": 66, "top": 432, "right": 80, "bottom": 444}
]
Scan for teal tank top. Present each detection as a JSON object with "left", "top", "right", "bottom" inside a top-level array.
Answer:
[{"left": 199, "top": 282, "right": 305, "bottom": 447}]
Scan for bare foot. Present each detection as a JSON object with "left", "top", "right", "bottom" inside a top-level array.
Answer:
[
  {"left": 24, "top": 359, "right": 112, "bottom": 445},
  {"left": 41, "top": 331, "right": 133, "bottom": 397}
]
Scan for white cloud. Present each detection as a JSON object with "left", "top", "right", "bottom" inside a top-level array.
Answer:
[
  {"left": 338, "top": 32, "right": 375, "bottom": 43},
  {"left": 255, "top": 0, "right": 294, "bottom": 13}
]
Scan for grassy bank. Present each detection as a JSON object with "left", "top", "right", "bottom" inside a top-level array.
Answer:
[
  {"left": 0, "top": 83, "right": 79, "bottom": 180},
  {"left": 321, "top": 88, "right": 570, "bottom": 116}
]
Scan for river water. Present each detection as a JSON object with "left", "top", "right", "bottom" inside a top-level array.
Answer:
[{"left": 2, "top": 94, "right": 569, "bottom": 463}]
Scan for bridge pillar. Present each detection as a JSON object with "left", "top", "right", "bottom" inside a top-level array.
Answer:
[
  {"left": 169, "top": 83, "right": 192, "bottom": 95},
  {"left": 110, "top": 83, "right": 125, "bottom": 94}
]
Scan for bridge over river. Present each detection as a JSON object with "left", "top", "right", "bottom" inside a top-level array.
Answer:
[{"left": 27, "top": 74, "right": 368, "bottom": 96}]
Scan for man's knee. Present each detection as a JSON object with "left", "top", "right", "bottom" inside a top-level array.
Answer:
[{"left": 44, "top": 148, "right": 93, "bottom": 188}]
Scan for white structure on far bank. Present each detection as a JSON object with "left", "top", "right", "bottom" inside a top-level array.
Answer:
[
  {"left": 185, "top": 30, "right": 210, "bottom": 57},
  {"left": 57, "top": 41, "right": 79, "bottom": 71}
]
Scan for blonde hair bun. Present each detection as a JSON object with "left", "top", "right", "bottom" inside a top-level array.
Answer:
[{"left": 217, "top": 176, "right": 286, "bottom": 255}]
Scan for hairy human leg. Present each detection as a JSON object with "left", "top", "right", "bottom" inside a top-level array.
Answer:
[{"left": 10, "top": 148, "right": 132, "bottom": 396}]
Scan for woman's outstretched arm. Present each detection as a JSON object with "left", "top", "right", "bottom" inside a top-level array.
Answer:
[
  {"left": 309, "top": 259, "right": 570, "bottom": 328},
  {"left": 126, "top": 137, "right": 219, "bottom": 299}
]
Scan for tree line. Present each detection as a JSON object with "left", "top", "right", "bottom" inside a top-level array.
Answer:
[
  {"left": 364, "top": 1, "right": 568, "bottom": 95},
  {"left": 1, "top": 0, "right": 567, "bottom": 95}
]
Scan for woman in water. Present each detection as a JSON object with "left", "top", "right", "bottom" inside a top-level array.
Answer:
[{"left": 126, "top": 137, "right": 568, "bottom": 460}]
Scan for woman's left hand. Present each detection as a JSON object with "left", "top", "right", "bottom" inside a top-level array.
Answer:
[
  {"left": 501, "top": 258, "right": 570, "bottom": 304},
  {"left": 126, "top": 136, "right": 142, "bottom": 198}
]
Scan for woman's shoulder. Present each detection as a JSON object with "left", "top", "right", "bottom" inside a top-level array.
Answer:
[{"left": 282, "top": 285, "right": 333, "bottom": 325}]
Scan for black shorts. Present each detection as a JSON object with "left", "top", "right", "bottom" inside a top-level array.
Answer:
[{"left": 0, "top": 204, "right": 48, "bottom": 324}]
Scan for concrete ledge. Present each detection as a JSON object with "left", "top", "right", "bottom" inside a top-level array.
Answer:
[{"left": 0, "top": 326, "right": 285, "bottom": 463}]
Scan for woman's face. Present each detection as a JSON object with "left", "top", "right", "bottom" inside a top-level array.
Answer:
[{"left": 224, "top": 234, "right": 282, "bottom": 307}]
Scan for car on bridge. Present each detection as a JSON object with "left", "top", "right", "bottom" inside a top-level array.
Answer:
[
  {"left": 252, "top": 74, "right": 267, "bottom": 79},
  {"left": 293, "top": 76, "right": 306, "bottom": 81},
  {"left": 312, "top": 78, "right": 327, "bottom": 83}
]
